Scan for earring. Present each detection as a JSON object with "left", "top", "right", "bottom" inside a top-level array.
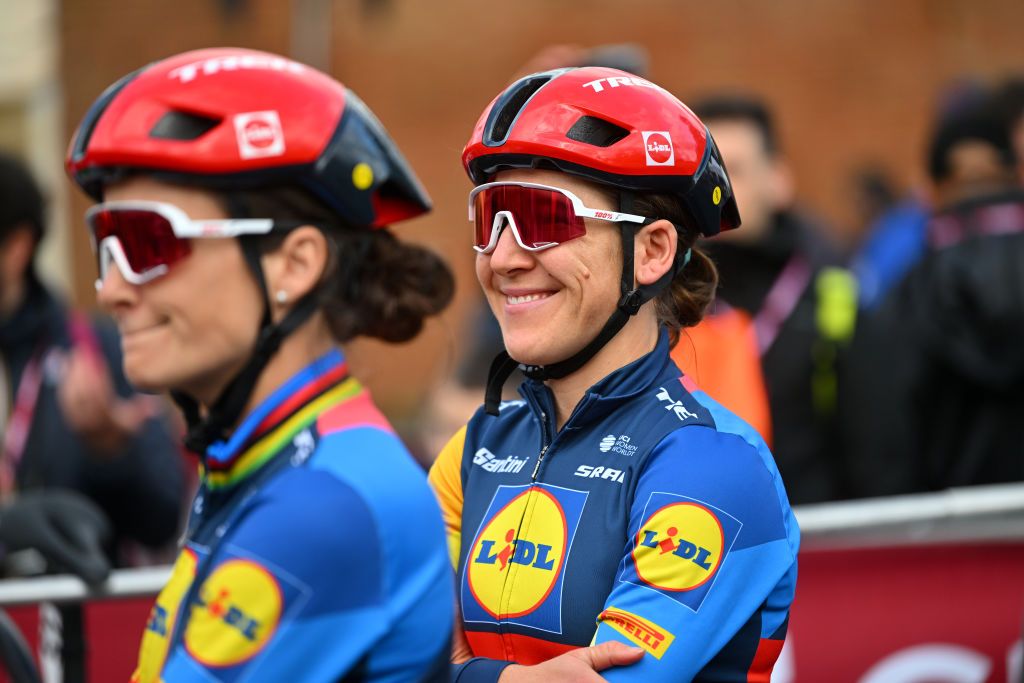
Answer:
[{"left": 275, "top": 290, "right": 289, "bottom": 305}]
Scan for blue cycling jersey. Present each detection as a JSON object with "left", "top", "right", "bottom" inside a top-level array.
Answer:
[
  {"left": 133, "top": 349, "right": 452, "bottom": 682},
  {"left": 430, "top": 332, "right": 799, "bottom": 682}
]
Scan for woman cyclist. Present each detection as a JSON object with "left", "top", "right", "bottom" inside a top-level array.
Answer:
[
  {"left": 66, "top": 48, "right": 454, "bottom": 682},
  {"left": 430, "top": 67, "right": 800, "bottom": 682}
]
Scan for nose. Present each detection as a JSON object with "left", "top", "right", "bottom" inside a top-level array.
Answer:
[{"left": 486, "top": 218, "right": 534, "bottom": 276}]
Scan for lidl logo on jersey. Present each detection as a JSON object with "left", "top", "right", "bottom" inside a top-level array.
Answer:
[
  {"left": 473, "top": 447, "right": 529, "bottom": 474},
  {"left": 463, "top": 484, "right": 588, "bottom": 634},
  {"left": 136, "top": 548, "right": 199, "bottom": 683},
  {"left": 622, "top": 492, "right": 741, "bottom": 611},
  {"left": 184, "top": 559, "right": 283, "bottom": 667},
  {"left": 599, "top": 434, "right": 638, "bottom": 456}
]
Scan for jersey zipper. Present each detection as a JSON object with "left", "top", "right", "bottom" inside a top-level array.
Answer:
[{"left": 530, "top": 444, "right": 548, "bottom": 480}]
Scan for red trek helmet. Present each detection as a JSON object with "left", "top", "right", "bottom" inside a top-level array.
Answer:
[
  {"left": 462, "top": 66, "right": 740, "bottom": 236},
  {"left": 67, "top": 47, "right": 430, "bottom": 228}
]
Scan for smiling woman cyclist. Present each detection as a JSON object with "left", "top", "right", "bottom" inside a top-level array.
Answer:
[
  {"left": 429, "top": 67, "right": 800, "bottom": 682},
  {"left": 66, "top": 48, "right": 454, "bottom": 682}
]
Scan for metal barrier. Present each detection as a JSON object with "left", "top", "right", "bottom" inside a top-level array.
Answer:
[{"left": 0, "top": 483, "right": 1021, "bottom": 681}]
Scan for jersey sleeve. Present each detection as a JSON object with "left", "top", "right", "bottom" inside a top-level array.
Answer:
[
  {"left": 159, "top": 469, "right": 392, "bottom": 682},
  {"left": 593, "top": 426, "right": 799, "bottom": 682},
  {"left": 429, "top": 425, "right": 467, "bottom": 569}
]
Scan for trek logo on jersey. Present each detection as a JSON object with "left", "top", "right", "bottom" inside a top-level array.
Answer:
[
  {"left": 234, "top": 111, "right": 285, "bottom": 160},
  {"left": 184, "top": 560, "right": 282, "bottom": 667},
  {"left": 622, "top": 492, "right": 742, "bottom": 611},
  {"left": 599, "top": 434, "right": 638, "bottom": 456},
  {"left": 463, "top": 484, "right": 588, "bottom": 634},
  {"left": 473, "top": 447, "right": 529, "bottom": 474},
  {"left": 642, "top": 132, "right": 675, "bottom": 166},
  {"left": 655, "top": 386, "right": 698, "bottom": 421},
  {"left": 575, "top": 465, "right": 625, "bottom": 484},
  {"left": 598, "top": 607, "right": 676, "bottom": 659}
]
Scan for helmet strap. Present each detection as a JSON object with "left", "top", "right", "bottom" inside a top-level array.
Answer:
[
  {"left": 483, "top": 191, "right": 677, "bottom": 415},
  {"left": 174, "top": 199, "right": 322, "bottom": 455}
]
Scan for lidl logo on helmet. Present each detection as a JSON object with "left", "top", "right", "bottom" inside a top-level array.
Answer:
[
  {"left": 621, "top": 493, "right": 742, "bottom": 611},
  {"left": 462, "top": 484, "right": 588, "bottom": 634},
  {"left": 642, "top": 131, "right": 674, "bottom": 166},
  {"left": 234, "top": 111, "right": 285, "bottom": 160},
  {"left": 184, "top": 559, "right": 282, "bottom": 667}
]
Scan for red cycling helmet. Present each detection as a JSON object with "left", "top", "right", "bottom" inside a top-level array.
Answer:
[
  {"left": 67, "top": 47, "right": 429, "bottom": 228},
  {"left": 462, "top": 66, "right": 739, "bottom": 236}
]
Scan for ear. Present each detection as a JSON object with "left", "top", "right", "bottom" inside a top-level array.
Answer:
[
  {"left": 634, "top": 219, "right": 677, "bottom": 286},
  {"left": 260, "top": 226, "right": 329, "bottom": 320}
]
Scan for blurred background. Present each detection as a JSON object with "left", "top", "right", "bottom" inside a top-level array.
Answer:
[
  {"left": 0, "top": 1, "right": 1023, "bottom": 681},
  {"left": 7, "top": 0, "right": 1014, "bottom": 423}
]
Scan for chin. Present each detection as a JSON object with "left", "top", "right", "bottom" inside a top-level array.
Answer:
[{"left": 123, "top": 364, "right": 171, "bottom": 394}]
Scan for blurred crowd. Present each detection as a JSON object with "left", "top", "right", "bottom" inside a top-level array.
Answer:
[{"left": 1, "top": 48, "right": 1023, "bottom": 590}]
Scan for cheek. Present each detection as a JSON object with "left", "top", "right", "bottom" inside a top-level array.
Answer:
[
  {"left": 475, "top": 255, "right": 494, "bottom": 290},
  {"left": 168, "top": 244, "right": 263, "bottom": 345}
]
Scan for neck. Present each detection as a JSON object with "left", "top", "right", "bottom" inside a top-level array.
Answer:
[
  {"left": 191, "top": 315, "right": 337, "bottom": 420},
  {"left": 545, "top": 308, "right": 659, "bottom": 429}
]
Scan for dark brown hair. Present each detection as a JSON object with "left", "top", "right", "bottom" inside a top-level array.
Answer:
[
  {"left": 630, "top": 192, "right": 718, "bottom": 347},
  {"left": 227, "top": 186, "right": 454, "bottom": 344}
]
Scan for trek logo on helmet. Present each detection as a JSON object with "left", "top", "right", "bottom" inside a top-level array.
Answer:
[
  {"left": 167, "top": 54, "right": 305, "bottom": 84},
  {"left": 233, "top": 111, "right": 286, "bottom": 160},
  {"left": 642, "top": 131, "right": 674, "bottom": 167},
  {"left": 581, "top": 75, "right": 662, "bottom": 94}
]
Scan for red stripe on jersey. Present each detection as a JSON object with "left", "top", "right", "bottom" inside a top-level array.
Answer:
[
  {"left": 747, "top": 637, "right": 785, "bottom": 682},
  {"left": 316, "top": 389, "right": 393, "bottom": 435},
  {"left": 467, "top": 630, "right": 576, "bottom": 665}
]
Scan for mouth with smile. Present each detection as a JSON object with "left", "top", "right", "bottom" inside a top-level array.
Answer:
[
  {"left": 120, "top": 319, "right": 169, "bottom": 345},
  {"left": 502, "top": 288, "right": 556, "bottom": 310}
]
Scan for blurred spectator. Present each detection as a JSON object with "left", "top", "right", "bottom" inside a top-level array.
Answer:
[
  {"left": 842, "top": 97, "right": 1024, "bottom": 496},
  {"left": 990, "top": 77, "right": 1024, "bottom": 183},
  {"left": 851, "top": 79, "right": 998, "bottom": 310},
  {"left": 674, "top": 94, "right": 854, "bottom": 504},
  {"left": 0, "top": 152, "right": 184, "bottom": 570}
]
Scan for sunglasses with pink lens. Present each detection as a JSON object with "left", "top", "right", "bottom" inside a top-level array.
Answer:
[{"left": 469, "top": 182, "right": 650, "bottom": 254}]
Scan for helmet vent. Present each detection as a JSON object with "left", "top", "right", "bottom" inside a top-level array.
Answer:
[
  {"left": 150, "top": 111, "right": 221, "bottom": 141},
  {"left": 566, "top": 116, "right": 629, "bottom": 147},
  {"left": 484, "top": 73, "right": 554, "bottom": 146}
]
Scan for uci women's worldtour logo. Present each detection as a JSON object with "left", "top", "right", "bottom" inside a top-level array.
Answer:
[
  {"left": 623, "top": 492, "right": 742, "bottom": 611},
  {"left": 463, "top": 484, "right": 588, "bottom": 634}
]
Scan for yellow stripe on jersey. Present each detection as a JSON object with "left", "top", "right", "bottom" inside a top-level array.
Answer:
[{"left": 428, "top": 425, "right": 466, "bottom": 569}]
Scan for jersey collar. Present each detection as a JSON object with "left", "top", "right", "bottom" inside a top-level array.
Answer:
[{"left": 201, "top": 348, "right": 361, "bottom": 488}]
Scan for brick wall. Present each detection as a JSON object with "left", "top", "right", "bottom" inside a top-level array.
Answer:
[{"left": 61, "top": 0, "right": 1024, "bottom": 420}]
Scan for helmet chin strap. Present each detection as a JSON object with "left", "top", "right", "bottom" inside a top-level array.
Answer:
[
  {"left": 171, "top": 224, "right": 321, "bottom": 457},
  {"left": 483, "top": 192, "right": 680, "bottom": 416}
]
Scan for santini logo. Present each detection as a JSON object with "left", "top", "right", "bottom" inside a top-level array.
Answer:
[
  {"left": 599, "top": 434, "right": 639, "bottom": 456},
  {"left": 473, "top": 448, "right": 529, "bottom": 474}
]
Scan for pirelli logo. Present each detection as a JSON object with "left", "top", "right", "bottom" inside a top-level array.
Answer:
[{"left": 597, "top": 607, "right": 675, "bottom": 659}]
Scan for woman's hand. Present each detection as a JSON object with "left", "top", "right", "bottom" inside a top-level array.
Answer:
[{"left": 498, "top": 642, "right": 645, "bottom": 682}]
